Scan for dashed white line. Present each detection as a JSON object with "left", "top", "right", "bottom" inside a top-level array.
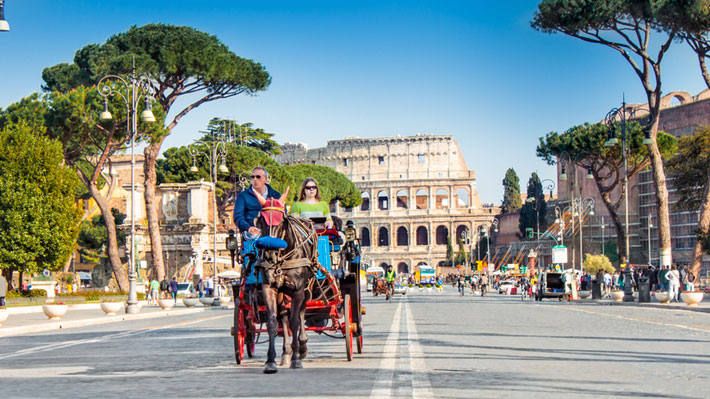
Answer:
[{"left": 368, "top": 300, "right": 403, "bottom": 399}]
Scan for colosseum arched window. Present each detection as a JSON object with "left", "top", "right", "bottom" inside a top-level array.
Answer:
[
  {"left": 435, "top": 188, "right": 448, "bottom": 209},
  {"left": 397, "top": 262, "right": 409, "bottom": 274},
  {"left": 377, "top": 191, "right": 389, "bottom": 210},
  {"left": 361, "top": 227, "right": 371, "bottom": 247},
  {"left": 435, "top": 225, "right": 449, "bottom": 245},
  {"left": 416, "top": 226, "right": 428, "bottom": 245},
  {"left": 415, "top": 189, "right": 428, "bottom": 209},
  {"left": 378, "top": 226, "right": 389, "bottom": 246},
  {"left": 396, "top": 226, "right": 409, "bottom": 246},
  {"left": 455, "top": 188, "right": 469, "bottom": 208},
  {"left": 361, "top": 191, "right": 370, "bottom": 211},
  {"left": 396, "top": 189, "right": 408, "bottom": 209},
  {"left": 456, "top": 225, "right": 469, "bottom": 242}
]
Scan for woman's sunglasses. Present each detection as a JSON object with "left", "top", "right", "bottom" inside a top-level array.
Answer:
[{"left": 305, "top": 186, "right": 318, "bottom": 190}]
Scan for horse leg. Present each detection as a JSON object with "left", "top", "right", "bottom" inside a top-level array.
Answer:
[
  {"left": 279, "top": 308, "right": 292, "bottom": 367},
  {"left": 262, "top": 286, "right": 279, "bottom": 374},
  {"left": 289, "top": 290, "right": 306, "bottom": 368},
  {"left": 298, "top": 302, "right": 308, "bottom": 359}
]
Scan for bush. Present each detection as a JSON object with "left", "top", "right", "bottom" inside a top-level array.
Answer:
[
  {"left": 6, "top": 289, "right": 48, "bottom": 298},
  {"left": 583, "top": 254, "right": 616, "bottom": 275}
]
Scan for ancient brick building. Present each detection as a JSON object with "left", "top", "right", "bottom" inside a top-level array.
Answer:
[{"left": 276, "top": 134, "right": 500, "bottom": 274}]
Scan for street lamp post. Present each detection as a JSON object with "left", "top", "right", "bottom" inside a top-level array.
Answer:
[
  {"left": 575, "top": 197, "right": 595, "bottom": 271},
  {"left": 97, "top": 58, "right": 155, "bottom": 314},
  {"left": 188, "top": 134, "right": 228, "bottom": 306},
  {"left": 604, "top": 97, "right": 641, "bottom": 302},
  {"left": 481, "top": 219, "right": 499, "bottom": 268},
  {"left": 601, "top": 216, "right": 606, "bottom": 255}
]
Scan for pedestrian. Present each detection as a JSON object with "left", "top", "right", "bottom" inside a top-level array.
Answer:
[
  {"left": 205, "top": 276, "right": 214, "bottom": 297},
  {"left": 169, "top": 277, "right": 179, "bottom": 303},
  {"left": 160, "top": 276, "right": 169, "bottom": 298},
  {"left": 648, "top": 266, "right": 658, "bottom": 292},
  {"left": 197, "top": 278, "right": 204, "bottom": 298},
  {"left": 667, "top": 265, "right": 681, "bottom": 302},
  {"left": 686, "top": 270, "right": 696, "bottom": 292},
  {"left": 480, "top": 274, "right": 488, "bottom": 297},
  {"left": 149, "top": 277, "right": 159, "bottom": 305},
  {"left": 603, "top": 271, "right": 612, "bottom": 298},
  {"left": 0, "top": 274, "right": 7, "bottom": 307}
]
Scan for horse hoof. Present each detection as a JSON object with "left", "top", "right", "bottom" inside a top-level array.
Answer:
[
  {"left": 299, "top": 348, "right": 308, "bottom": 359},
  {"left": 290, "top": 359, "right": 303, "bottom": 369},
  {"left": 263, "top": 362, "right": 278, "bottom": 374},
  {"left": 280, "top": 357, "right": 291, "bottom": 368}
]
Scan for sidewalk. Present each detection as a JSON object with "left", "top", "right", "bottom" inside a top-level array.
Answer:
[
  {"left": 0, "top": 301, "right": 233, "bottom": 337},
  {"left": 578, "top": 296, "right": 710, "bottom": 313}
]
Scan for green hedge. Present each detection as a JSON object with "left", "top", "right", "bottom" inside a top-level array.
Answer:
[{"left": 7, "top": 289, "right": 48, "bottom": 298}]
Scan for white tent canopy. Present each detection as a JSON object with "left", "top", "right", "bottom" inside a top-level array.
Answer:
[{"left": 217, "top": 270, "right": 240, "bottom": 279}]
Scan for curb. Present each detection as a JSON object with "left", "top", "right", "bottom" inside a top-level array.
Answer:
[
  {"left": 570, "top": 298, "right": 710, "bottom": 314},
  {"left": 0, "top": 306, "right": 230, "bottom": 337}
]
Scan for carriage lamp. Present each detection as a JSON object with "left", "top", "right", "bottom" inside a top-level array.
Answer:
[
  {"left": 345, "top": 221, "right": 356, "bottom": 242},
  {"left": 226, "top": 229, "right": 238, "bottom": 252}
]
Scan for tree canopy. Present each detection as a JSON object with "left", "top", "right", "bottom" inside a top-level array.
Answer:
[
  {"left": 282, "top": 164, "right": 362, "bottom": 209},
  {"left": 519, "top": 172, "right": 547, "bottom": 239},
  {"left": 204, "top": 118, "right": 280, "bottom": 155},
  {"left": 0, "top": 124, "right": 82, "bottom": 275},
  {"left": 501, "top": 168, "right": 522, "bottom": 214}
]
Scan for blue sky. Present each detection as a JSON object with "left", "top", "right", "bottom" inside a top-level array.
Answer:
[{"left": 0, "top": 1, "right": 706, "bottom": 203}]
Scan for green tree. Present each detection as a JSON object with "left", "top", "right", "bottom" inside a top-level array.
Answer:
[
  {"left": 204, "top": 118, "right": 280, "bottom": 155},
  {"left": 537, "top": 122, "right": 676, "bottom": 262},
  {"left": 446, "top": 237, "right": 454, "bottom": 267},
  {"left": 533, "top": 0, "right": 677, "bottom": 267},
  {"left": 282, "top": 164, "right": 362, "bottom": 208},
  {"left": 501, "top": 168, "right": 522, "bottom": 214},
  {"left": 0, "top": 124, "right": 82, "bottom": 286},
  {"left": 0, "top": 88, "right": 166, "bottom": 291},
  {"left": 667, "top": 127, "right": 710, "bottom": 277},
  {"left": 456, "top": 238, "right": 467, "bottom": 266},
  {"left": 519, "top": 172, "right": 547, "bottom": 239},
  {"left": 77, "top": 209, "right": 126, "bottom": 264},
  {"left": 42, "top": 24, "right": 271, "bottom": 280}
]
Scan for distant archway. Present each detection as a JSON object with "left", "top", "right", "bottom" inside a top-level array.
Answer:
[
  {"left": 396, "top": 189, "right": 408, "bottom": 209},
  {"left": 415, "top": 189, "right": 428, "bottom": 209},
  {"left": 361, "top": 227, "right": 371, "bottom": 247},
  {"left": 378, "top": 226, "right": 389, "bottom": 246},
  {"left": 397, "top": 262, "right": 409, "bottom": 274},
  {"left": 396, "top": 226, "right": 409, "bottom": 246},
  {"left": 436, "top": 225, "right": 449, "bottom": 245},
  {"left": 361, "top": 191, "right": 370, "bottom": 211},
  {"left": 455, "top": 188, "right": 469, "bottom": 208},
  {"left": 378, "top": 191, "right": 389, "bottom": 210},
  {"left": 435, "top": 188, "right": 448, "bottom": 209},
  {"left": 416, "top": 226, "right": 428, "bottom": 245}
]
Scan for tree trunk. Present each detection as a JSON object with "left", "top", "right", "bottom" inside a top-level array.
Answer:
[
  {"left": 144, "top": 143, "right": 165, "bottom": 281},
  {"left": 647, "top": 118, "right": 672, "bottom": 268},
  {"left": 61, "top": 253, "right": 72, "bottom": 273},
  {"left": 595, "top": 183, "right": 627, "bottom": 263},
  {"left": 87, "top": 182, "right": 129, "bottom": 291},
  {"left": 2, "top": 268, "right": 13, "bottom": 291},
  {"left": 690, "top": 171, "right": 710, "bottom": 277}
]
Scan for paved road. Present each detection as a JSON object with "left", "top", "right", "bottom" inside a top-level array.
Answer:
[{"left": 0, "top": 287, "right": 708, "bottom": 399}]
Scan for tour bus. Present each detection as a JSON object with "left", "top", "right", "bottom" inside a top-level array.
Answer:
[
  {"left": 366, "top": 266, "right": 385, "bottom": 291},
  {"left": 414, "top": 264, "right": 436, "bottom": 285}
]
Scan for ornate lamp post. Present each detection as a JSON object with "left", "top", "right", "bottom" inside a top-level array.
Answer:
[
  {"left": 604, "top": 98, "right": 642, "bottom": 302},
  {"left": 480, "top": 219, "right": 499, "bottom": 269},
  {"left": 0, "top": 1, "right": 9, "bottom": 31},
  {"left": 647, "top": 212, "right": 653, "bottom": 266},
  {"left": 574, "top": 197, "right": 595, "bottom": 271},
  {"left": 97, "top": 58, "right": 155, "bottom": 314},
  {"left": 188, "top": 134, "right": 228, "bottom": 305}
]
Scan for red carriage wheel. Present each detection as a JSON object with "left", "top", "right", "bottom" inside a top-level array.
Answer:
[
  {"left": 234, "top": 306, "right": 245, "bottom": 364},
  {"left": 344, "top": 294, "right": 353, "bottom": 361},
  {"left": 356, "top": 334, "right": 363, "bottom": 354},
  {"left": 246, "top": 331, "right": 255, "bottom": 358}
]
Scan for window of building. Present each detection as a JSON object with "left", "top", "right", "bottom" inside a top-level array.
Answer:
[
  {"left": 396, "top": 226, "right": 408, "bottom": 246},
  {"left": 396, "top": 189, "right": 408, "bottom": 209},
  {"left": 378, "top": 227, "right": 389, "bottom": 247},
  {"left": 435, "top": 225, "right": 449, "bottom": 245},
  {"left": 378, "top": 156, "right": 385, "bottom": 165},
  {"left": 378, "top": 191, "right": 389, "bottom": 210},
  {"left": 361, "top": 192, "right": 370, "bottom": 211},
  {"left": 361, "top": 227, "right": 371, "bottom": 247},
  {"left": 416, "top": 226, "right": 428, "bottom": 245},
  {"left": 418, "top": 154, "right": 425, "bottom": 164},
  {"left": 344, "top": 158, "right": 350, "bottom": 167}
]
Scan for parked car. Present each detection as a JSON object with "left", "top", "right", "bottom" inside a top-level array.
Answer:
[{"left": 535, "top": 271, "right": 571, "bottom": 301}]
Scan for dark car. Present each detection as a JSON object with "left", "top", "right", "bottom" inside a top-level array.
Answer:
[{"left": 535, "top": 271, "right": 569, "bottom": 301}]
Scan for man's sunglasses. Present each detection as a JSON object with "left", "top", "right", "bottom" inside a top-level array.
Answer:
[
  {"left": 305, "top": 186, "right": 318, "bottom": 190},
  {"left": 251, "top": 175, "right": 263, "bottom": 179}
]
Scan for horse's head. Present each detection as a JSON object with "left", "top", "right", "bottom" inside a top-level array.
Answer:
[{"left": 254, "top": 186, "right": 290, "bottom": 235}]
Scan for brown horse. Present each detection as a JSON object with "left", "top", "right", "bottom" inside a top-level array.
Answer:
[{"left": 253, "top": 188, "right": 319, "bottom": 374}]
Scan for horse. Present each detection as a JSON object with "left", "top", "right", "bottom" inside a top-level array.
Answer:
[{"left": 252, "top": 188, "right": 319, "bottom": 374}]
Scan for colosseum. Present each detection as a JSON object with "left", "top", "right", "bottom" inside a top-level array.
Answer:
[{"left": 276, "top": 134, "right": 500, "bottom": 274}]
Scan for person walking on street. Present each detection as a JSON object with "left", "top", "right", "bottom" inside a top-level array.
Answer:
[
  {"left": 160, "top": 277, "right": 169, "bottom": 299},
  {"left": 603, "top": 271, "right": 612, "bottom": 298},
  {"left": 480, "top": 274, "right": 489, "bottom": 297},
  {"left": 686, "top": 271, "right": 696, "bottom": 292},
  {"left": 169, "top": 277, "right": 179, "bottom": 303},
  {"left": 205, "top": 276, "right": 214, "bottom": 297},
  {"left": 197, "top": 278, "right": 204, "bottom": 298},
  {"left": 0, "top": 274, "right": 7, "bottom": 307},
  {"left": 667, "top": 265, "right": 681, "bottom": 302},
  {"left": 149, "top": 277, "right": 159, "bottom": 305}
]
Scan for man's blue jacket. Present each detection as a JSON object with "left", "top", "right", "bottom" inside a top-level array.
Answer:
[{"left": 233, "top": 185, "right": 282, "bottom": 233}]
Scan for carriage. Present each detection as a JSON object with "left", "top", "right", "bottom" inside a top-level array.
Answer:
[{"left": 230, "top": 213, "right": 364, "bottom": 369}]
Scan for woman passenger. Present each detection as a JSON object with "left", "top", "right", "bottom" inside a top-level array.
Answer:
[{"left": 290, "top": 177, "right": 333, "bottom": 229}]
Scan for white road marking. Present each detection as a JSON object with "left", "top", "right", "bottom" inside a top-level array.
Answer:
[
  {"left": 540, "top": 305, "right": 710, "bottom": 333},
  {"left": 368, "top": 300, "right": 403, "bottom": 399},
  {"left": 405, "top": 299, "right": 434, "bottom": 399},
  {"left": 0, "top": 314, "right": 229, "bottom": 360}
]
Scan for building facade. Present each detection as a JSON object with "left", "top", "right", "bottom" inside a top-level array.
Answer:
[{"left": 276, "top": 134, "right": 500, "bottom": 274}]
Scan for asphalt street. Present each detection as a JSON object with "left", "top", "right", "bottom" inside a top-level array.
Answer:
[{"left": 0, "top": 286, "right": 708, "bottom": 399}]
